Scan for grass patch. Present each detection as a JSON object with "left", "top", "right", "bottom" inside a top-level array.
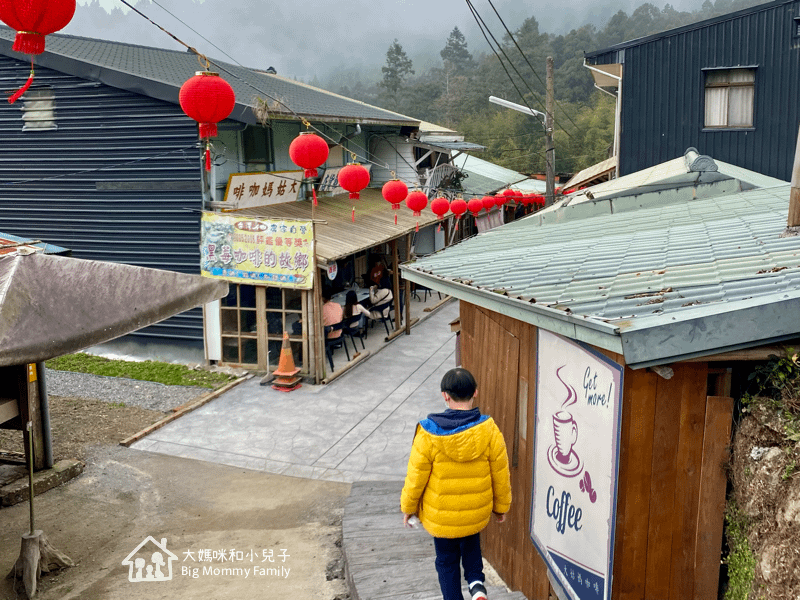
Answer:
[
  {"left": 46, "top": 353, "right": 236, "bottom": 389},
  {"left": 724, "top": 503, "right": 756, "bottom": 600}
]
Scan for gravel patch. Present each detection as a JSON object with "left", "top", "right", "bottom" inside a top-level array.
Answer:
[{"left": 44, "top": 368, "right": 209, "bottom": 413}]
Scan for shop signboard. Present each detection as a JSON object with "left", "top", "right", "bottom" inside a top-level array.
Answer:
[
  {"left": 530, "top": 329, "right": 623, "bottom": 600},
  {"left": 223, "top": 171, "right": 303, "bottom": 209},
  {"left": 200, "top": 213, "right": 314, "bottom": 289}
]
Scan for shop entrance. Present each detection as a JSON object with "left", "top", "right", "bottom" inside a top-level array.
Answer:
[{"left": 219, "top": 283, "right": 309, "bottom": 371}]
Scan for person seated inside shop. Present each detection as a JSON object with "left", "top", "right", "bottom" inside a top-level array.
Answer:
[
  {"left": 344, "top": 290, "right": 372, "bottom": 333},
  {"left": 322, "top": 289, "right": 344, "bottom": 339},
  {"left": 368, "top": 277, "right": 393, "bottom": 320}
]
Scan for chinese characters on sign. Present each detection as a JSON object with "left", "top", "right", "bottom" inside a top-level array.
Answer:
[
  {"left": 223, "top": 171, "right": 303, "bottom": 209},
  {"left": 316, "top": 164, "right": 372, "bottom": 196},
  {"left": 201, "top": 213, "right": 314, "bottom": 289},
  {"left": 530, "top": 330, "right": 623, "bottom": 600}
]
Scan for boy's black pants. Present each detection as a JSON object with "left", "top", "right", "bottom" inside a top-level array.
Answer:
[{"left": 433, "top": 532, "right": 485, "bottom": 600}]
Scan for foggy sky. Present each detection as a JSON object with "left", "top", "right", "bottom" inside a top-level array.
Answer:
[{"left": 62, "top": 0, "right": 701, "bottom": 82}]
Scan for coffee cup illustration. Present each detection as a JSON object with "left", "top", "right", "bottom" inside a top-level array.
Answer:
[{"left": 552, "top": 410, "right": 578, "bottom": 463}]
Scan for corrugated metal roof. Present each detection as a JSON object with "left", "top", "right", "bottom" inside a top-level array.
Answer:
[
  {"left": 452, "top": 154, "right": 546, "bottom": 196},
  {"left": 234, "top": 188, "right": 441, "bottom": 266},
  {"left": 0, "top": 27, "right": 418, "bottom": 127},
  {"left": 402, "top": 183, "right": 800, "bottom": 366},
  {"left": 0, "top": 232, "right": 69, "bottom": 256}
]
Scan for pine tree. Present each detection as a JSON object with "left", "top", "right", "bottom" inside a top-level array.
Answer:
[
  {"left": 440, "top": 27, "right": 474, "bottom": 75},
  {"left": 380, "top": 39, "right": 414, "bottom": 109}
]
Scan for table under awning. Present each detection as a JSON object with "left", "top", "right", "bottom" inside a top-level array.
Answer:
[{"left": 234, "top": 188, "right": 442, "bottom": 267}]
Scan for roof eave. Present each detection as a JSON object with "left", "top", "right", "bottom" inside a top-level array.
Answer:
[
  {"left": 400, "top": 264, "right": 624, "bottom": 353},
  {"left": 616, "top": 290, "right": 800, "bottom": 368}
]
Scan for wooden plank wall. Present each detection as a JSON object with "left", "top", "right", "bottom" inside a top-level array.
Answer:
[{"left": 459, "top": 302, "right": 733, "bottom": 600}]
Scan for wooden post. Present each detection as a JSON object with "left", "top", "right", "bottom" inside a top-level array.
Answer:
[
  {"left": 17, "top": 365, "right": 45, "bottom": 472},
  {"left": 789, "top": 123, "right": 800, "bottom": 227},
  {"left": 405, "top": 234, "right": 412, "bottom": 335},
  {"left": 391, "top": 239, "right": 400, "bottom": 332},
  {"left": 545, "top": 56, "right": 556, "bottom": 207},
  {"left": 313, "top": 264, "right": 324, "bottom": 383}
]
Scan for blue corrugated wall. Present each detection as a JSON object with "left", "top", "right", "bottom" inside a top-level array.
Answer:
[
  {"left": 0, "top": 55, "right": 205, "bottom": 342},
  {"left": 587, "top": 0, "right": 800, "bottom": 181}
]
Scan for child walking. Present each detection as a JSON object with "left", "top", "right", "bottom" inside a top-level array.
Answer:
[{"left": 401, "top": 368, "right": 512, "bottom": 600}]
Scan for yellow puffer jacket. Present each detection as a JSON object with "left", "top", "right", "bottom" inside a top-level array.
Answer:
[{"left": 400, "top": 411, "right": 512, "bottom": 539}]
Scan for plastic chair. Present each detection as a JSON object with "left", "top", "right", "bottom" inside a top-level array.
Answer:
[
  {"left": 372, "top": 298, "right": 398, "bottom": 336},
  {"left": 343, "top": 314, "right": 367, "bottom": 352},
  {"left": 324, "top": 322, "right": 349, "bottom": 371}
]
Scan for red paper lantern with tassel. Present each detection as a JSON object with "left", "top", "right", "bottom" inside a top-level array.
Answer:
[
  {"left": 289, "top": 132, "right": 329, "bottom": 179},
  {"left": 468, "top": 197, "right": 483, "bottom": 217},
  {"left": 431, "top": 196, "right": 450, "bottom": 219},
  {"left": 338, "top": 162, "right": 370, "bottom": 222},
  {"left": 382, "top": 179, "right": 408, "bottom": 225},
  {"left": 406, "top": 190, "right": 428, "bottom": 232},
  {"left": 481, "top": 195, "right": 495, "bottom": 212},
  {"left": 502, "top": 188, "right": 516, "bottom": 200},
  {"left": 179, "top": 71, "right": 236, "bottom": 171},
  {"left": 1, "top": 0, "right": 76, "bottom": 103},
  {"left": 450, "top": 197, "right": 467, "bottom": 232},
  {"left": 494, "top": 193, "right": 507, "bottom": 208},
  {"left": 338, "top": 163, "right": 370, "bottom": 199}
]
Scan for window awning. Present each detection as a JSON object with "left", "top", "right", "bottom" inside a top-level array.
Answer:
[{"left": 234, "top": 188, "right": 442, "bottom": 267}]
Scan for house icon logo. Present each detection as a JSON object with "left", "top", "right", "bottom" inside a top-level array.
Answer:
[{"left": 122, "top": 536, "right": 178, "bottom": 582}]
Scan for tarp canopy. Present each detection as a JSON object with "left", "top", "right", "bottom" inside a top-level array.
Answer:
[{"left": 0, "top": 252, "right": 228, "bottom": 366}]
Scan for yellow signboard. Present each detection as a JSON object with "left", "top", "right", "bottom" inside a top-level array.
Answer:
[{"left": 201, "top": 213, "right": 314, "bottom": 289}]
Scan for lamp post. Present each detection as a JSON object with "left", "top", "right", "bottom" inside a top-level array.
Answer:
[{"left": 489, "top": 92, "right": 555, "bottom": 206}]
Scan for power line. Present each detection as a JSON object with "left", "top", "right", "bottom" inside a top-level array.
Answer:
[
  {"left": 465, "top": 0, "right": 574, "bottom": 139},
  {"left": 484, "top": 0, "right": 580, "bottom": 131}
]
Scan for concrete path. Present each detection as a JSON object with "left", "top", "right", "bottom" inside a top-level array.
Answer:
[{"left": 132, "top": 300, "right": 460, "bottom": 483}]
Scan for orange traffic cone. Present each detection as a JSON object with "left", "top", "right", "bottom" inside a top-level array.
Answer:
[{"left": 271, "top": 331, "right": 302, "bottom": 392}]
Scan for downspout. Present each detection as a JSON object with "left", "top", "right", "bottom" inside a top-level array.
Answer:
[
  {"left": 35, "top": 362, "right": 53, "bottom": 469},
  {"left": 583, "top": 60, "right": 622, "bottom": 166}
]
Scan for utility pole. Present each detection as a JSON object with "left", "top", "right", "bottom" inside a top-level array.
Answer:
[{"left": 545, "top": 56, "right": 555, "bottom": 207}]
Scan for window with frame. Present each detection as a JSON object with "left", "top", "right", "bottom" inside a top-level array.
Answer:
[{"left": 704, "top": 68, "right": 755, "bottom": 128}]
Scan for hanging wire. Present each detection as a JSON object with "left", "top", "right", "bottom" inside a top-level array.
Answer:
[
  {"left": 484, "top": 0, "right": 580, "bottom": 131},
  {"left": 465, "top": 0, "right": 575, "bottom": 139}
]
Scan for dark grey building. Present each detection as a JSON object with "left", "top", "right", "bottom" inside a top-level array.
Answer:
[{"left": 585, "top": 0, "right": 800, "bottom": 181}]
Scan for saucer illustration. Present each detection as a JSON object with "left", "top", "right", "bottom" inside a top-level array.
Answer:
[{"left": 547, "top": 445, "right": 583, "bottom": 478}]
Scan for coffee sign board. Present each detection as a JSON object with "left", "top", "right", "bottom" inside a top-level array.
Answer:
[{"left": 530, "top": 329, "right": 623, "bottom": 600}]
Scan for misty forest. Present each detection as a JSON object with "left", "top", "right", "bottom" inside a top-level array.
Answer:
[{"left": 321, "top": 0, "right": 769, "bottom": 178}]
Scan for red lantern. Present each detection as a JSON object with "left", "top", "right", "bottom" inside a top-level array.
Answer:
[
  {"left": 338, "top": 163, "right": 370, "bottom": 199},
  {"left": 382, "top": 179, "right": 408, "bottom": 225},
  {"left": 179, "top": 71, "right": 236, "bottom": 171},
  {"left": 0, "top": 0, "right": 75, "bottom": 55},
  {"left": 468, "top": 198, "right": 483, "bottom": 217},
  {"left": 289, "top": 132, "right": 329, "bottom": 179},
  {"left": 502, "top": 188, "right": 517, "bottom": 200},
  {"left": 494, "top": 193, "right": 506, "bottom": 208},
  {"left": 431, "top": 197, "right": 450, "bottom": 219},
  {"left": 1, "top": 0, "right": 76, "bottom": 103},
  {"left": 481, "top": 195, "right": 495, "bottom": 212},
  {"left": 406, "top": 190, "right": 428, "bottom": 232},
  {"left": 450, "top": 198, "right": 467, "bottom": 218}
]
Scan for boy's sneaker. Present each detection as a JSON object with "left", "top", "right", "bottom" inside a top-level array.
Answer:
[{"left": 469, "top": 582, "right": 488, "bottom": 600}]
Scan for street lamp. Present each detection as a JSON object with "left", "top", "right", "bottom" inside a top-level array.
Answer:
[{"left": 488, "top": 95, "right": 555, "bottom": 206}]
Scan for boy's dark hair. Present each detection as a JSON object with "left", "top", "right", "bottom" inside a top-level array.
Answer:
[{"left": 440, "top": 368, "right": 477, "bottom": 402}]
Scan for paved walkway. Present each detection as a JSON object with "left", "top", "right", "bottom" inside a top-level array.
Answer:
[{"left": 132, "top": 300, "right": 460, "bottom": 483}]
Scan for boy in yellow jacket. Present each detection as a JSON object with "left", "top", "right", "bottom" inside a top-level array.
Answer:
[{"left": 401, "top": 368, "right": 512, "bottom": 600}]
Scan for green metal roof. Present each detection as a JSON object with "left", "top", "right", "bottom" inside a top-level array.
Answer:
[
  {"left": 0, "top": 26, "right": 418, "bottom": 127},
  {"left": 402, "top": 182, "right": 800, "bottom": 367}
]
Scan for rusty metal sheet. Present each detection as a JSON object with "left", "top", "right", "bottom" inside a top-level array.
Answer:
[{"left": 0, "top": 252, "right": 228, "bottom": 366}]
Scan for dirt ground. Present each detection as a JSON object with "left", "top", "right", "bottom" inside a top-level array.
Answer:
[
  {"left": 0, "top": 394, "right": 165, "bottom": 462},
  {"left": 0, "top": 396, "right": 352, "bottom": 600},
  {"left": 731, "top": 400, "right": 800, "bottom": 599}
]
